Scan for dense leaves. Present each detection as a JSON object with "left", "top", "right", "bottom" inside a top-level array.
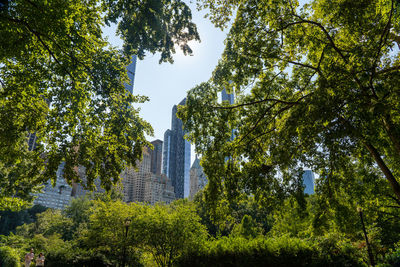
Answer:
[
  {"left": 179, "top": 0, "right": 400, "bottom": 204},
  {"left": 1, "top": 191, "right": 399, "bottom": 266},
  {"left": 0, "top": 0, "right": 199, "bottom": 209}
]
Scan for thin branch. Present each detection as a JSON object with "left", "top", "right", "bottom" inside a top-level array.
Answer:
[
  {"left": 239, "top": 127, "right": 277, "bottom": 148},
  {"left": 237, "top": 102, "right": 279, "bottom": 144},
  {"left": 288, "top": 60, "right": 319, "bottom": 72},
  {"left": 0, "top": 15, "right": 75, "bottom": 81},
  {"left": 376, "top": 65, "right": 400, "bottom": 75},
  {"left": 211, "top": 93, "right": 311, "bottom": 110},
  {"left": 293, "top": 14, "right": 348, "bottom": 63}
]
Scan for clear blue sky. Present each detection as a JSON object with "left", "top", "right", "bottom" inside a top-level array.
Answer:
[{"left": 103, "top": 2, "right": 228, "bottom": 164}]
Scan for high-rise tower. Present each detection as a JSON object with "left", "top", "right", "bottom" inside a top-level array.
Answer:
[
  {"left": 303, "top": 170, "right": 315, "bottom": 194},
  {"left": 162, "top": 99, "right": 191, "bottom": 199},
  {"left": 150, "top": 139, "right": 163, "bottom": 175},
  {"left": 124, "top": 55, "right": 137, "bottom": 94},
  {"left": 221, "top": 88, "right": 234, "bottom": 104}
]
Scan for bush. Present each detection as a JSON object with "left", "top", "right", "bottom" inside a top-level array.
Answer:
[
  {"left": 0, "top": 245, "right": 21, "bottom": 267},
  {"left": 177, "top": 235, "right": 365, "bottom": 267},
  {"left": 378, "top": 247, "right": 400, "bottom": 267}
]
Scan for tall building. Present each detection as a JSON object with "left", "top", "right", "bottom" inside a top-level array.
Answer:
[
  {"left": 34, "top": 162, "right": 72, "bottom": 209},
  {"left": 303, "top": 170, "right": 315, "bottom": 194},
  {"left": 221, "top": 88, "right": 234, "bottom": 104},
  {"left": 150, "top": 139, "right": 163, "bottom": 175},
  {"left": 121, "top": 144, "right": 175, "bottom": 204},
  {"left": 27, "top": 132, "right": 37, "bottom": 151},
  {"left": 122, "top": 147, "right": 151, "bottom": 202},
  {"left": 189, "top": 156, "right": 207, "bottom": 200},
  {"left": 124, "top": 55, "right": 137, "bottom": 94},
  {"left": 163, "top": 129, "right": 172, "bottom": 177},
  {"left": 162, "top": 99, "right": 191, "bottom": 199},
  {"left": 144, "top": 173, "right": 175, "bottom": 205}
]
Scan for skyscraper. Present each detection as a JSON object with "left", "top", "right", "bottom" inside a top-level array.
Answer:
[
  {"left": 124, "top": 55, "right": 137, "bottom": 94},
  {"left": 122, "top": 147, "right": 151, "bottom": 202},
  {"left": 162, "top": 99, "right": 191, "bottom": 199},
  {"left": 221, "top": 88, "right": 234, "bottom": 104},
  {"left": 150, "top": 139, "right": 163, "bottom": 175},
  {"left": 303, "top": 170, "right": 315, "bottom": 194},
  {"left": 34, "top": 162, "right": 72, "bottom": 209}
]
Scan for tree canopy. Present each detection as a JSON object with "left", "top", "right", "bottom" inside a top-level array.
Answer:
[
  {"left": 179, "top": 0, "right": 400, "bottom": 203},
  {"left": 0, "top": 0, "right": 199, "bottom": 209}
]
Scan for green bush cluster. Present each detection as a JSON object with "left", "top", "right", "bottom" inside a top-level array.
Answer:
[
  {"left": 1, "top": 192, "right": 399, "bottom": 266},
  {"left": 177, "top": 235, "right": 365, "bottom": 267},
  {"left": 0, "top": 245, "right": 21, "bottom": 267}
]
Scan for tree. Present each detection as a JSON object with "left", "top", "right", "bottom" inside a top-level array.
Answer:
[
  {"left": 179, "top": 0, "right": 400, "bottom": 202},
  {"left": 135, "top": 200, "right": 208, "bottom": 267},
  {"left": 0, "top": 0, "right": 199, "bottom": 209}
]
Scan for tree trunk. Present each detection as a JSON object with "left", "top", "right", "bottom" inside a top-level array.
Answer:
[{"left": 364, "top": 142, "right": 400, "bottom": 202}]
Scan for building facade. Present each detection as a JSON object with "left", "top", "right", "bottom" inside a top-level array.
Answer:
[
  {"left": 122, "top": 147, "right": 151, "bottom": 202},
  {"left": 150, "top": 139, "right": 163, "bottom": 175},
  {"left": 34, "top": 162, "right": 73, "bottom": 209},
  {"left": 121, "top": 145, "right": 175, "bottom": 204},
  {"left": 124, "top": 55, "right": 137, "bottom": 94},
  {"left": 189, "top": 157, "right": 207, "bottom": 200},
  {"left": 303, "top": 170, "right": 315, "bottom": 194},
  {"left": 162, "top": 99, "right": 191, "bottom": 199},
  {"left": 144, "top": 173, "right": 175, "bottom": 205}
]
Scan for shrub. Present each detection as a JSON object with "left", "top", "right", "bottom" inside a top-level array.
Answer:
[
  {"left": 0, "top": 245, "right": 21, "bottom": 267},
  {"left": 177, "top": 235, "right": 365, "bottom": 267},
  {"left": 378, "top": 247, "right": 400, "bottom": 267}
]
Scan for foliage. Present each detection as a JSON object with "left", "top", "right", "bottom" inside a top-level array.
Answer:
[
  {"left": 0, "top": 0, "right": 199, "bottom": 209},
  {"left": 194, "top": 191, "right": 274, "bottom": 237},
  {"left": 180, "top": 0, "right": 400, "bottom": 206},
  {"left": 0, "top": 245, "right": 21, "bottom": 267},
  {"left": 0, "top": 204, "right": 47, "bottom": 236},
  {"left": 177, "top": 235, "right": 365, "bottom": 267},
  {"left": 135, "top": 200, "right": 208, "bottom": 267},
  {"left": 378, "top": 246, "right": 400, "bottom": 267},
  {"left": 3, "top": 193, "right": 400, "bottom": 266},
  {"left": 230, "top": 214, "right": 263, "bottom": 239}
]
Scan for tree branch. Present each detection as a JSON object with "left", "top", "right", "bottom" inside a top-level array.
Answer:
[
  {"left": 376, "top": 65, "right": 400, "bottom": 75},
  {"left": 211, "top": 93, "right": 311, "bottom": 110},
  {"left": 364, "top": 141, "right": 400, "bottom": 202}
]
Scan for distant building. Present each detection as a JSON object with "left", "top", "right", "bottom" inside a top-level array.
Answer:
[
  {"left": 144, "top": 173, "right": 175, "bottom": 205},
  {"left": 162, "top": 99, "right": 191, "bottom": 199},
  {"left": 122, "top": 147, "right": 151, "bottom": 203},
  {"left": 189, "top": 156, "right": 207, "bottom": 200},
  {"left": 121, "top": 145, "right": 175, "bottom": 204},
  {"left": 34, "top": 162, "right": 72, "bottom": 209},
  {"left": 303, "top": 170, "right": 315, "bottom": 194},
  {"left": 124, "top": 55, "right": 137, "bottom": 94},
  {"left": 27, "top": 132, "right": 37, "bottom": 151},
  {"left": 71, "top": 166, "right": 105, "bottom": 198},
  {"left": 150, "top": 139, "right": 163, "bottom": 175},
  {"left": 221, "top": 88, "right": 234, "bottom": 105}
]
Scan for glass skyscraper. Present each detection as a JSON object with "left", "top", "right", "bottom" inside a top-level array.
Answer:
[
  {"left": 124, "top": 55, "right": 137, "bottom": 94},
  {"left": 34, "top": 162, "right": 72, "bottom": 209},
  {"left": 162, "top": 99, "right": 191, "bottom": 199},
  {"left": 303, "top": 170, "right": 315, "bottom": 194}
]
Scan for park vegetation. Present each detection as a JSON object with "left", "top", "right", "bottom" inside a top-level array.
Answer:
[
  {"left": 1, "top": 0, "right": 400, "bottom": 266},
  {"left": 0, "top": 189, "right": 399, "bottom": 266}
]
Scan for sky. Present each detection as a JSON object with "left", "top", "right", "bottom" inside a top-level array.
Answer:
[{"left": 103, "top": 2, "right": 228, "bottom": 164}]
